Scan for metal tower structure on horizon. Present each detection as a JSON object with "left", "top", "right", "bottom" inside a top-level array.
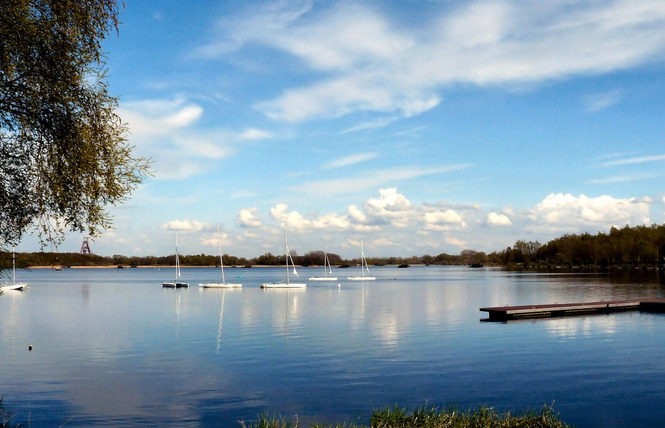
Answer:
[{"left": 80, "top": 237, "right": 92, "bottom": 255}]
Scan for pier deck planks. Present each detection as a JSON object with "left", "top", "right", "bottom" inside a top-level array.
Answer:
[{"left": 480, "top": 298, "right": 665, "bottom": 321}]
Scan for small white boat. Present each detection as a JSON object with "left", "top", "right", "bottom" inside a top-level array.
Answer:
[
  {"left": 1, "top": 252, "right": 27, "bottom": 293},
  {"left": 309, "top": 240, "right": 337, "bottom": 281},
  {"left": 347, "top": 240, "right": 376, "bottom": 281},
  {"left": 163, "top": 233, "right": 189, "bottom": 288},
  {"left": 200, "top": 226, "right": 242, "bottom": 288},
  {"left": 261, "top": 229, "right": 307, "bottom": 289}
]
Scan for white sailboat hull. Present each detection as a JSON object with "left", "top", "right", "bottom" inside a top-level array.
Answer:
[
  {"left": 308, "top": 276, "right": 338, "bottom": 281},
  {"left": 262, "top": 229, "right": 306, "bottom": 289},
  {"left": 199, "top": 282, "right": 242, "bottom": 288},
  {"left": 164, "top": 233, "right": 188, "bottom": 288},
  {"left": 0, "top": 283, "right": 27, "bottom": 292},
  {"left": 261, "top": 282, "right": 307, "bottom": 289},
  {"left": 348, "top": 240, "right": 375, "bottom": 281},
  {"left": 4, "top": 252, "right": 27, "bottom": 292},
  {"left": 200, "top": 226, "right": 242, "bottom": 289}
]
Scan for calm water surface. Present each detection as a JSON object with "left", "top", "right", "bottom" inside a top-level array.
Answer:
[{"left": 1, "top": 266, "right": 665, "bottom": 427}]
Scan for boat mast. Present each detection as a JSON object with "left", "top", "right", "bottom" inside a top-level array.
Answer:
[
  {"left": 284, "top": 229, "right": 289, "bottom": 284},
  {"left": 175, "top": 233, "right": 180, "bottom": 281},
  {"left": 324, "top": 240, "right": 331, "bottom": 276},
  {"left": 361, "top": 240, "right": 370, "bottom": 276},
  {"left": 217, "top": 226, "right": 226, "bottom": 283}
]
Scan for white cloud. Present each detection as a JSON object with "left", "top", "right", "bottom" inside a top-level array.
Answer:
[
  {"left": 266, "top": 189, "right": 421, "bottom": 234},
  {"left": 444, "top": 236, "right": 467, "bottom": 248},
  {"left": 119, "top": 98, "right": 273, "bottom": 180},
  {"left": 527, "top": 193, "right": 651, "bottom": 234},
  {"left": 120, "top": 99, "right": 203, "bottom": 138},
  {"left": 269, "top": 204, "right": 356, "bottom": 231},
  {"left": 364, "top": 188, "right": 414, "bottom": 228},
  {"left": 293, "top": 164, "right": 472, "bottom": 196},
  {"left": 269, "top": 204, "right": 310, "bottom": 231},
  {"left": 238, "top": 208, "right": 263, "bottom": 228},
  {"left": 600, "top": 154, "right": 665, "bottom": 166},
  {"left": 323, "top": 153, "right": 378, "bottom": 169},
  {"left": 200, "top": 231, "right": 230, "bottom": 249},
  {"left": 423, "top": 210, "right": 467, "bottom": 231},
  {"left": 488, "top": 212, "right": 512, "bottom": 226},
  {"left": 582, "top": 89, "right": 623, "bottom": 112},
  {"left": 204, "top": 0, "right": 665, "bottom": 122},
  {"left": 239, "top": 128, "right": 273, "bottom": 141},
  {"left": 588, "top": 172, "right": 660, "bottom": 184},
  {"left": 162, "top": 220, "right": 207, "bottom": 232}
]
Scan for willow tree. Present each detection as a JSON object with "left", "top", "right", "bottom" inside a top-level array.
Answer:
[{"left": 0, "top": 0, "right": 150, "bottom": 249}]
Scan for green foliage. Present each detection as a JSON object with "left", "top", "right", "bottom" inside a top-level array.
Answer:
[
  {"left": 242, "top": 405, "right": 569, "bottom": 428},
  {"left": 0, "top": 0, "right": 150, "bottom": 250},
  {"left": 500, "top": 224, "right": 665, "bottom": 269}
]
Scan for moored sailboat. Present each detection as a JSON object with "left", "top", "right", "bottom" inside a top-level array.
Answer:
[
  {"left": 261, "top": 229, "right": 307, "bottom": 289},
  {"left": 347, "top": 240, "right": 375, "bottom": 281},
  {"left": 163, "top": 233, "right": 189, "bottom": 288},
  {"left": 308, "top": 240, "right": 337, "bottom": 281},
  {"left": 199, "top": 226, "right": 242, "bottom": 288},
  {"left": 0, "top": 252, "right": 27, "bottom": 292}
]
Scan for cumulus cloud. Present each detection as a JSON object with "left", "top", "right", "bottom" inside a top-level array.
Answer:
[
  {"left": 527, "top": 193, "right": 651, "bottom": 234},
  {"left": 265, "top": 189, "right": 420, "bottom": 234},
  {"left": 364, "top": 188, "right": 414, "bottom": 228},
  {"left": 200, "top": 231, "right": 231, "bottom": 248},
  {"left": 487, "top": 212, "right": 512, "bottom": 226},
  {"left": 238, "top": 208, "right": 263, "bottom": 228},
  {"left": 199, "top": 0, "right": 665, "bottom": 122},
  {"left": 423, "top": 210, "right": 467, "bottom": 232},
  {"left": 269, "top": 204, "right": 356, "bottom": 231},
  {"left": 162, "top": 219, "right": 207, "bottom": 232}
]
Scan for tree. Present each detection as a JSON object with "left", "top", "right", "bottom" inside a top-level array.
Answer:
[{"left": 0, "top": 0, "right": 150, "bottom": 249}]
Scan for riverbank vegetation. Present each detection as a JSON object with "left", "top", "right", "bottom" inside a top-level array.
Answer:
[
  {"left": 3, "top": 224, "right": 665, "bottom": 271},
  {"left": 0, "top": 402, "right": 569, "bottom": 428},
  {"left": 242, "top": 405, "right": 569, "bottom": 428}
]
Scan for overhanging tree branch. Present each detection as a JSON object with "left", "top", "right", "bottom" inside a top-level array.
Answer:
[{"left": 0, "top": 0, "right": 150, "bottom": 249}]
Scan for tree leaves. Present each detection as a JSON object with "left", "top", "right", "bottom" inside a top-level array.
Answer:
[{"left": 0, "top": 0, "right": 150, "bottom": 249}]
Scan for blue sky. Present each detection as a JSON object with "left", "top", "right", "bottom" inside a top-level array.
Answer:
[{"left": 20, "top": 0, "right": 665, "bottom": 259}]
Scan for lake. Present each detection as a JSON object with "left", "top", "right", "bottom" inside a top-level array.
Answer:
[{"left": 1, "top": 265, "right": 665, "bottom": 427}]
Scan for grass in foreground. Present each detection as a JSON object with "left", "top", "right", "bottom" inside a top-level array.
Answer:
[{"left": 241, "top": 405, "right": 570, "bottom": 428}]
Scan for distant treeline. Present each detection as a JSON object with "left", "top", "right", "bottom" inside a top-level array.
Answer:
[
  {"left": 0, "top": 249, "right": 480, "bottom": 269},
  {"left": 3, "top": 224, "right": 665, "bottom": 270},
  {"left": 497, "top": 224, "right": 665, "bottom": 269}
]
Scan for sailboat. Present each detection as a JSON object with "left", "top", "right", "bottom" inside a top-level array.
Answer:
[
  {"left": 261, "top": 229, "right": 307, "bottom": 289},
  {"left": 199, "top": 226, "right": 242, "bottom": 288},
  {"left": 347, "top": 240, "right": 376, "bottom": 281},
  {"left": 163, "top": 233, "right": 189, "bottom": 288},
  {"left": 0, "top": 252, "right": 27, "bottom": 292},
  {"left": 308, "top": 240, "right": 337, "bottom": 281}
]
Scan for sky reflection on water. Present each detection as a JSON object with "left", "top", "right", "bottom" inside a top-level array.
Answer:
[{"left": 1, "top": 266, "right": 665, "bottom": 427}]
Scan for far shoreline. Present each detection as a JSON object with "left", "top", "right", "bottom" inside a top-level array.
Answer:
[
  {"left": 26, "top": 264, "right": 430, "bottom": 269},
  {"left": 27, "top": 264, "right": 321, "bottom": 269}
]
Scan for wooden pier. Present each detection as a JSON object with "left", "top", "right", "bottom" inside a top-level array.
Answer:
[{"left": 480, "top": 298, "right": 665, "bottom": 321}]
